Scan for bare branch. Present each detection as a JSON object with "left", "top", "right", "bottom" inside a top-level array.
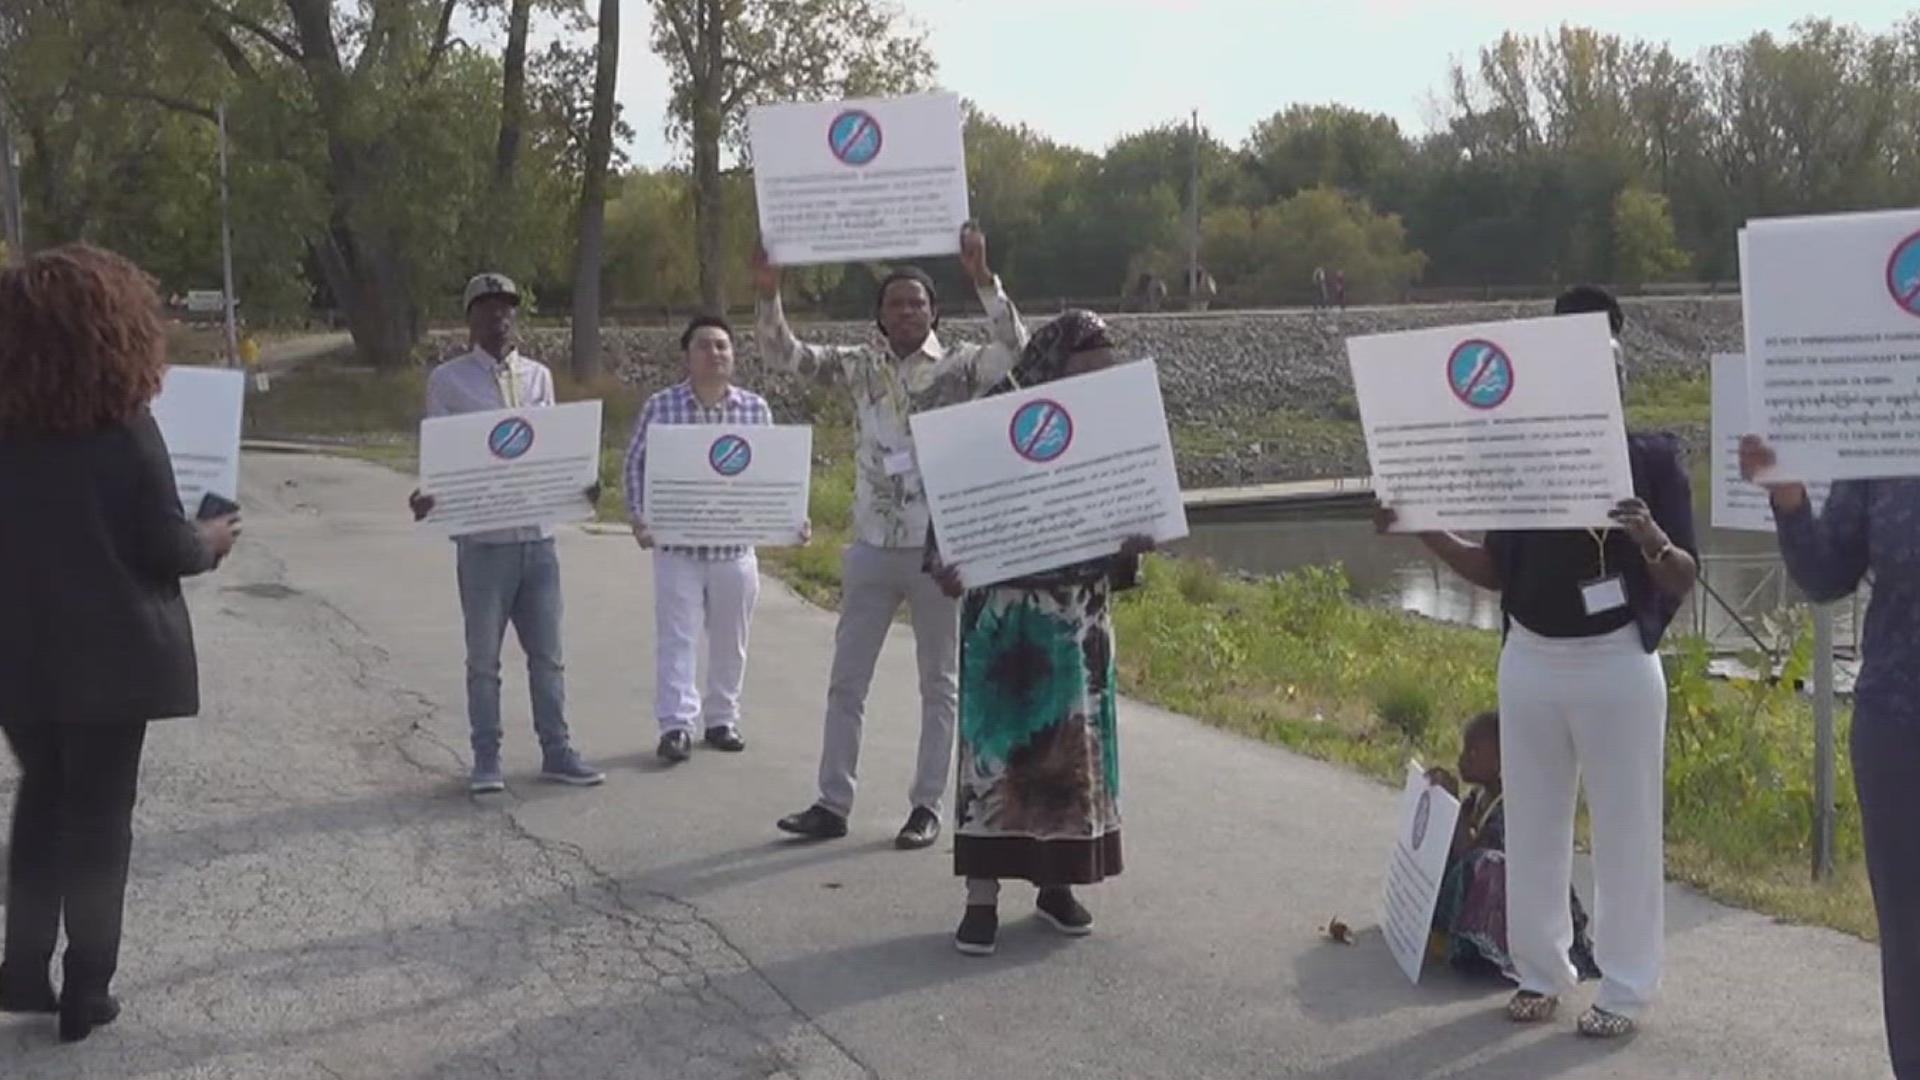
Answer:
[
  {"left": 200, "top": 2, "right": 304, "bottom": 64},
  {"left": 77, "top": 84, "right": 220, "bottom": 124},
  {"left": 420, "top": 0, "right": 462, "bottom": 77},
  {"left": 200, "top": 20, "right": 260, "bottom": 81},
  {"left": 658, "top": 0, "right": 700, "bottom": 74}
]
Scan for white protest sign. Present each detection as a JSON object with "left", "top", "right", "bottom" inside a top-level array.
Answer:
[
  {"left": 149, "top": 365, "right": 246, "bottom": 516},
  {"left": 749, "top": 91, "right": 970, "bottom": 266},
  {"left": 642, "top": 424, "right": 813, "bottom": 548},
  {"left": 1712, "top": 353, "right": 1831, "bottom": 532},
  {"left": 1743, "top": 208, "right": 1920, "bottom": 481},
  {"left": 1349, "top": 312, "right": 1633, "bottom": 532},
  {"left": 418, "top": 401, "right": 602, "bottom": 537},
  {"left": 910, "top": 360, "right": 1188, "bottom": 589},
  {"left": 1380, "top": 761, "right": 1462, "bottom": 986}
]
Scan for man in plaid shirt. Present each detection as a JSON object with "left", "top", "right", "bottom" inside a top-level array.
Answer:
[{"left": 625, "top": 315, "right": 804, "bottom": 764}]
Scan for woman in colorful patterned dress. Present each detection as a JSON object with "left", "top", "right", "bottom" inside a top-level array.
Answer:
[{"left": 925, "top": 311, "right": 1153, "bottom": 957}]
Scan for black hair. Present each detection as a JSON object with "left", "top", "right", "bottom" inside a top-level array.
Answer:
[
  {"left": 681, "top": 313, "right": 734, "bottom": 351},
  {"left": 1553, "top": 284, "right": 1625, "bottom": 335},
  {"left": 874, "top": 266, "right": 940, "bottom": 335},
  {"left": 1464, "top": 711, "right": 1500, "bottom": 746}
]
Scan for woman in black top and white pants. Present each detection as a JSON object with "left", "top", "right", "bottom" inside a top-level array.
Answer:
[{"left": 1378, "top": 288, "right": 1698, "bottom": 1037}]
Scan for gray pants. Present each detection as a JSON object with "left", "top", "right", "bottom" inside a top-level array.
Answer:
[{"left": 815, "top": 543, "right": 959, "bottom": 818}]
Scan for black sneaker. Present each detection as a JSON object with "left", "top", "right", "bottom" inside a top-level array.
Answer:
[
  {"left": 954, "top": 905, "right": 998, "bottom": 956},
  {"left": 657, "top": 731, "right": 693, "bottom": 764},
  {"left": 895, "top": 806, "right": 941, "bottom": 850},
  {"left": 703, "top": 726, "right": 746, "bottom": 752},
  {"left": 1036, "top": 887, "right": 1094, "bottom": 936},
  {"left": 776, "top": 804, "right": 848, "bottom": 840}
]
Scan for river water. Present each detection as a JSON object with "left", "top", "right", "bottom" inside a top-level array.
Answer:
[{"left": 1177, "top": 518, "right": 1857, "bottom": 656}]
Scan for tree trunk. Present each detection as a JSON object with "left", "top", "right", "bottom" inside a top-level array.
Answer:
[
  {"left": 692, "top": 103, "right": 724, "bottom": 313},
  {"left": 692, "top": 0, "right": 727, "bottom": 314},
  {"left": 570, "top": 0, "right": 620, "bottom": 383},
  {"left": 484, "top": 0, "right": 533, "bottom": 265},
  {"left": 314, "top": 220, "right": 416, "bottom": 369}
]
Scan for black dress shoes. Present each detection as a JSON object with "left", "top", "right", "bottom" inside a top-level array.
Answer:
[
  {"left": 776, "top": 804, "right": 849, "bottom": 839},
  {"left": 657, "top": 730, "right": 693, "bottom": 764},
  {"left": 895, "top": 806, "right": 941, "bottom": 850}
]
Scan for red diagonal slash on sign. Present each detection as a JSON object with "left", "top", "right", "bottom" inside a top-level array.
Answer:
[
  {"left": 833, "top": 115, "right": 878, "bottom": 159},
  {"left": 1462, "top": 349, "right": 1501, "bottom": 399},
  {"left": 1018, "top": 403, "right": 1065, "bottom": 456}
]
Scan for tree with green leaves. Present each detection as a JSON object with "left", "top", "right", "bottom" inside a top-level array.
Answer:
[
  {"left": 1612, "top": 187, "right": 1689, "bottom": 285},
  {"left": 648, "top": 0, "right": 934, "bottom": 313},
  {"left": 569, "top": 0, "right": 617, "bottom": 381}
]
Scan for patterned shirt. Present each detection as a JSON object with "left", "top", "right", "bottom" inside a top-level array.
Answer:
[
  {"left": 623, "top": 382, "right": 774, "bottom": 561},
  {"left": 755, "top": 280, "right": 1028, "bottom": 548},
  {"left": 1776, "top": 479, "right": 1920, "bottom": 727},
  {"left": 425, "top": 347, "right": 555, "bottom": 546}
]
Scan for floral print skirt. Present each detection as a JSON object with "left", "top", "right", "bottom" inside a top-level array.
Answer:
[{"left": 953, "top": 581, "right": 1123, "bottom": 885}]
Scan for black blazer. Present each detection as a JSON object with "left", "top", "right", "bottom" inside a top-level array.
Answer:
[{"left": 0, "top": 411, "right": 216, "bottom": 724}]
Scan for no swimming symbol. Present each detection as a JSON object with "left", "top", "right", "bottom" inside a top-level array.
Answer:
[
  {"left": 1447, "top": 340, "right": 1514, "bottom": 411},
  {"left": 828, "top": 109, "right": 883, "bottom": 167},
  {"left": 1888, "top": 231, "right": 1920, "bottom": 317},
  {"left": 487, "top": 417, "right": 536, "bottom": 460},
  {"left": 709, "top": 434, "right": 752, "bottom": 477},
  {"left": 1009, "top": 399, "right": 1073, "bottom": 463}
]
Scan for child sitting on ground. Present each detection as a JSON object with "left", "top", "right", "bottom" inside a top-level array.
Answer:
[{"left": 1427, "top": 711, "right": 1601, "bottom": 982}]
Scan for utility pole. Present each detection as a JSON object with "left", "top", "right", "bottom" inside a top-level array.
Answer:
[
  {"left": 217, "top": 102, "right": 240, "bottom": 368},
  {"left": 0, "top": 96, "right": 24, "bottom": 263},
  {"left": 1811, "top": 604, "right": 1837, "bottom": 880},
  {"left": 1186, "top": 108, "right": 1201, "bottom": 306}
]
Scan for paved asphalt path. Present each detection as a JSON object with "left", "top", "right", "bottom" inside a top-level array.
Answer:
[{"left": 0, "top": 451, "right": 1892, "bottom": 1079}]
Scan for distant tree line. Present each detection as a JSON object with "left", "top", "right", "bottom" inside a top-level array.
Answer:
[{"left": 4, "top": 5, "right": 1917, "bottom": 366}]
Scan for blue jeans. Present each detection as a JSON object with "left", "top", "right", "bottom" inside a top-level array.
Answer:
[{"left": 456, "top": 539, "right": 569, "bottom": 759}]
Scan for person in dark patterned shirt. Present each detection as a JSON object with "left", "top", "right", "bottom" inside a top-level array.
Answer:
[{"left": 1742, "top": 437, "right": 1920, "bottom": 1080}]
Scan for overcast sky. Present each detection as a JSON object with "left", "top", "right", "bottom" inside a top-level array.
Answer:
[{"left": 606, "top": 1, "right": 1915, "bottom": 167}]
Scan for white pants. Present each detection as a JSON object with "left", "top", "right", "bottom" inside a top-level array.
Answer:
[
  {"left": 1498, "top": 620, "right": 1667, "bottom": 1018},
  {"left": 653, "top": 550, "right": 760, "bottom": 734},
  {"left": 816, "top": 543, "right": 959, "bottom": 818}
]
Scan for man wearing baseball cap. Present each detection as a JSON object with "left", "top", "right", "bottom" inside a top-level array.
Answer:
[{"left": 409, "top": 272, "right": 605, "bottom": 793}]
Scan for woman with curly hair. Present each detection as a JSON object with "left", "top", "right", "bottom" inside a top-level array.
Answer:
[{"left": 0, "top": 244, "right": 240, "bottom": 1042}]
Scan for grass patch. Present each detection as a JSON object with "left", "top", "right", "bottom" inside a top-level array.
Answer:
[
  {"left": 1625, "top": 369, "right": 1711, "bottom": 432},
  {"left": 1111, "top": 559, "right": 1874, "bottom": 939}
]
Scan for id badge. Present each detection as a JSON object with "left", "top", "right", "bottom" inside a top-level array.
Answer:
[
  {"left": 1580, "top": 575, "right": 1628, "bottom": 616},
  {"left": 884, "top": 449, "right": 916, "bottom": 477}
]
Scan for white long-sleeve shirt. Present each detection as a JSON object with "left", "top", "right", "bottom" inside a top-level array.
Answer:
[{"left": 755, "top": 279, "right": 1028, "bottom": 548}]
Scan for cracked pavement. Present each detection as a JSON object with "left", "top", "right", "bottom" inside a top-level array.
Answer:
[{"left": 0, "top": 451, "right": 1896, "bottom": 1079}]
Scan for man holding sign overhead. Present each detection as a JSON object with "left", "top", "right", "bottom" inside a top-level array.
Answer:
[
  {"left": 760, "top": 222, "right": 1029, "bottom": 849},
  {"left": 410, "top": 273, "right": 604, "bottom": 795}
]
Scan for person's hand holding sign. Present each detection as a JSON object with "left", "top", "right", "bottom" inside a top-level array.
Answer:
[
  {"left": 1738, "top": 435, "right": 1809, "bottom": 514},
  {"left": 409, "top": 490, "right": 435, "bottom": 522},
  {"left": 928, "top": 554, "right": 965, "bottom": 599},
  {"left": 958, "top": 222, "right": 992, "bottom": 289},
  {"left": 751, "top": 243, "right": 781, "bottom": 301},
  {"left": 631, "top": 523, "right": 655, "bottom": 550}
]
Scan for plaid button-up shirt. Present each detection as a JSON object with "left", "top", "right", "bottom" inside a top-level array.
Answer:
[{"left": 623, "top": 382, "right": 775, "bottom": 560}]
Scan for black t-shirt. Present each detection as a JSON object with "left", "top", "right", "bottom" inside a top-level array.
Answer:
[
  {"left": 1483, "top": 433, "right": 1699, "bottom": 652},
  {"left": 1495, "top": 527, "right": 1639, "bottom": 639}
]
